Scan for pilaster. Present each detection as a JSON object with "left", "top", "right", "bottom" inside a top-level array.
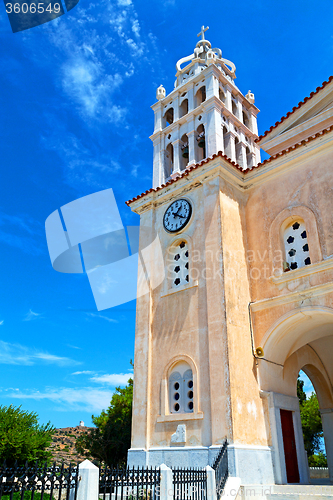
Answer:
[
  {"left": 224, "top": 131, "right": 236, "bottom": 162},
  {"left": 204, "top": 103, "right": 224, "bottom": 157},
  {"left": 172, "top": 139, "right": 182, "bottom": 174},
  {"left": 153, "top": 137, "right": 162, "bottom": 189},
  {"left": 321, "top": 409, "right": 333, "bottom": 483}
]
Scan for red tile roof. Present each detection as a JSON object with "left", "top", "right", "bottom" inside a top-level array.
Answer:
[
  {"left": 126, "top": 124, "right": 333, "bottom": 206},
  {"left": 257, "top": 76, "right": 333, "bottom": 142},
  {"left": 125, "top": 152, "right": 242, "bottom": 205}
]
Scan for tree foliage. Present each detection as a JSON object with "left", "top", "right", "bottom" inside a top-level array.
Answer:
[
  {"left": 0, "top": 405, "right": 54, "bottom": 466},
  {"left": 76, "top": 378, "right": 133, "bottom": 466},
  {"left": 297, "top": 376, "right": 327, "bottom": 466}
]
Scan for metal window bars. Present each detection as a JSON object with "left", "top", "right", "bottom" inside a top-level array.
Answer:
[
  {"left": 99, "top": 466, "right": 160, "bottom": 500},
  {"left": 172, "top": 468, "right": 207, "bottom": 500},
  {"left": 212, "top": 440, "right": 228, "bottom": 498},
  {"left": 0, "top": 461, "right": 79, "bottom": 500}
]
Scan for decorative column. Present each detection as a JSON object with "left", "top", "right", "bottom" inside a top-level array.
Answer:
[
  {"left": 225, "top": 88, "right": 232, "bottom": 113},
  {"left": 152, "top": 135, "right": 162, "bottom": 189},
  {"left": 321, "top": 409, "right": 333, "bottom": 483},
  {"left": 250, "top": 112, "right": 258, "bottom": 135},
  {"left": 153, "top": 102, "right": 163, "bottom": 133},
  {"left": 187, "top": 83, "right": 195, "bottom": 113},
  {"left": 187, "top": 130, "right": 196, "bottom": 165},
  {"left": 173, "top": 95, "right": 180, "bottom": 122},
  {"left": 236, "top": 141, "right": 247, "bottom": 170},
  {"left": 236, "top": 99, "right": 242, "bottom": 122},
  {"left": 171, "top": 139, "right": 181, "bottom": 174},
  {"left": 206, "top": 72, "right": 219, "bottom": 100},
  {"left": 224, "top": 131, "right": 236, "bottom": 162},
  {"left": 186, "top": 115, "right": 196, "bottom": 165},
  {"left": 204, "top": 103, "right": 224, "bottom": 157}
]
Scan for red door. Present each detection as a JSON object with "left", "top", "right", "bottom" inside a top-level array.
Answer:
[{"left": 280, "top": 409, "right": 300, "bottom": 483}]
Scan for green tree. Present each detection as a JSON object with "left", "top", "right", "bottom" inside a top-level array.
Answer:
[
  {"left": 0, "top": 405, "right": 54, "bottom": 466},
  {"left": 297, "top": 375, "right": 327, "bottom": 466},
  {"left": 76, "top": 377, "right": 133, "bottom": 466}
]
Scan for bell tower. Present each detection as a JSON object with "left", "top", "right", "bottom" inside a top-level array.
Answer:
[
  {"left": 150, "top": 26, "right": 261, "bottom": 189},
  {"left": 127, "top": 28, "right": 275, "bottom": 485}
]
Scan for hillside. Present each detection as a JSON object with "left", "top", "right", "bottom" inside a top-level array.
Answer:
[{"left": 47, "top": 425, "right": 94, "bottom": 465}]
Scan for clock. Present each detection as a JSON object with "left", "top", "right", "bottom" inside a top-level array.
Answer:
[{"left": 163, "top": 199, "right": 192, "bottom": 233}]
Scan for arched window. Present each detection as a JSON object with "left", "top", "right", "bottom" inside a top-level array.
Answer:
[
  {"left": 179, "top": 98, "right": 189, "bottom": 118},
  {"left": 232, "top": 99, "right": 238, "bottom": 117},
  {"left": 196, "top": 123, "right": 206, "bottom": 161},
  {"left": 168, "top": 240, "right": 189, "bottom": 288},
  {"left": 165, "top": 143, "right": 174, "bottom": 179},
  {"left": 163, "top": 108, "right": 174, "bottom": 128},
  {"left": 235, "top": 136, "right": 241, "bottom": 164},
  {"left": 180, "top": 133, "right": 189, "bottom": 171},
  {"left": 242, "top": 110, "right": 251, "bottom": 130},
  {"left": 246, "top": 146, "right": 252, "bottom": 168},
  {"left": 284, "top": 220, "right": 311, "bottom": 271},
  {"left": 219, "top": 87, "right": 226, "bottom": 103},
  {"left": 169, "top": 361, "right": 194, "bottom": 414},
  {"left": 195, "top": 86, "right": 206, "bottom": 107},
  {"left": 222, "top": 125, "right": 228, "bottom": 155}
]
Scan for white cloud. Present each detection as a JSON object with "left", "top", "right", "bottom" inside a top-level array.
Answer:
[
  {"left": 0, "top": 321, "right": 3, "bottom": 326},
  {"left": 72, "top": 370, "right": 95, "bottom": 375},
  {"left": 86, "top": 312, "right": 118, "bottom": 323},
  {"left": 0, "top": 340, "right": 79, "bottom": 366},
  {"left": 61, "top": 59, "right": 125, "bottom": 120},
  {"left": 23, "top": 309, "right": 42, "bottom": 321},
  {"left": 8, "top": 387, "right": 113, "bottom": 413},
  {"left": 91, "top": 373, "right": 132, "bottom": 385}
]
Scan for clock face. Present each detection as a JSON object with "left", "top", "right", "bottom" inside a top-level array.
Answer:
[{"left": 163, "top": 199, "right": 192, "bottom": 233}]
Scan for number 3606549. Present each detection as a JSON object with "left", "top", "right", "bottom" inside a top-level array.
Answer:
[{"left": 5, "top": 3, "right": 61, "bottom": 13}]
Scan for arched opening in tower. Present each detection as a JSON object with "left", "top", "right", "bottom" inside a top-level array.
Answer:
[
  {"left": 165, "top": 143, "right": 174, "bottom": 180},
  {"left": 180, "top": 133, "right": 189, "bottom": 171},
  {"left": 196, "top": 124, "right": 206, "bottom": 162},
  {"left": 219, "top": 87, "right": 226, "bottom": 104},
  {"left": 243, "top": 110, "right": 251, "bottom": 130},
  {"left": 195, "top": 86, "right": 206, "bottom": 107},
  {"left": 163, "top": 107, "right": 174, "bottom": 128},
  {"left": 246, "top": 146, "right": 252, "bottom": 168},
  {"left": 179, "top": 98, "right": 189, "bottom": 118}
]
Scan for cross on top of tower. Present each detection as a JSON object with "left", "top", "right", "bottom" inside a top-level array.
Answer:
[{"left": 197, "top": 25, "right": 209, "bottom": 41}]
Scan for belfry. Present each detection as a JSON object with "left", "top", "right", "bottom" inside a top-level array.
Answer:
[{"left": 126, "top": 27, "right": 333, "bottom": 490}]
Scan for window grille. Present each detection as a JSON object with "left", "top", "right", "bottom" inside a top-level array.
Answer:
[
  {"left": 169, "top": 368, "right": 194, "bottom": 414},
  {"left": 169, "top": 241, "right": 189, "bottom": 288},
  {"left": 284, "top": 220, "right": 311, "bottom": 270}
]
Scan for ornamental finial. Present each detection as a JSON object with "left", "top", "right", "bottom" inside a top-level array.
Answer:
[{"left": 197, "top": 25, "right": 209, "bottom": 41}]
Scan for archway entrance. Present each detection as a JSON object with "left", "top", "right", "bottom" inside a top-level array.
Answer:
[
  {"left": 298, "top": 370, "right": 328, "bottom": 482},
  {"left": 259, "top": 307, "right": 333, "bottom": 484}
]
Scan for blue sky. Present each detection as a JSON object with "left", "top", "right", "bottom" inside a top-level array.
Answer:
[{"left": 0, "top": 0, "right": 332, "bottom": 428}]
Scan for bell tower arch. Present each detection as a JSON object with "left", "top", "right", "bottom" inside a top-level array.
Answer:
[{"left": 150, "top": 26, "right": 261, "bottom": 189}]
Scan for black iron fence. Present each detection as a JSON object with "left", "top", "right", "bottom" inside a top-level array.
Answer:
[
  {"left": 172, "top": 468, "right": 207, "bottom": 500},
  {"left": 99, "top": 466, "right": 160, "bottom": 500},
  {"left": 212, "top": 440, "right": 228, "bottom": 498},
  {"left": 0, "top": 462, "right": 79, "bottom": 500}
]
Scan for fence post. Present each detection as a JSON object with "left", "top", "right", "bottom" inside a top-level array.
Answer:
[
  {"left": 159, "top": 464, "right": 173, "bottom": 500},
  {"left": 205, "top": 466, "right": 217, "bottom": 500},
  {"left": 75, "top": 460, "right": 99, "bottom": 500}
]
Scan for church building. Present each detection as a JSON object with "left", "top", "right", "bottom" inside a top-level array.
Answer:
[{"left": 125, "top": 27, "right": 333, "bottom": 487}]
